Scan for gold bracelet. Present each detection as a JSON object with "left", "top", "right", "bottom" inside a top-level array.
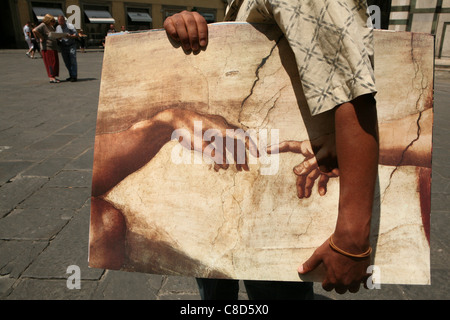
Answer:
[{"left": 328, "top": 234, "right": 372, "bottom": 259}]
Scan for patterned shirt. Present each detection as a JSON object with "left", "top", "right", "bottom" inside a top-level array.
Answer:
[{"left": 224, "top": 0, "right": 377, "bottom": 116}]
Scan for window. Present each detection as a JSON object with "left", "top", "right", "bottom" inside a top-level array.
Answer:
[
  {"left": 82, "top": 4, "right": 115, "bottom": 48},
  {"left": 31, "top": 1, "right": 64, "bottom": 22},
  {"left": 126, "top": 7, "right": 152, "bottom": 31},
  {"left": 162, "top": 5, "right": 187, "bottom": 20},
  {"left": 192, "top": 7, "right": 217, "bottom": 23}
]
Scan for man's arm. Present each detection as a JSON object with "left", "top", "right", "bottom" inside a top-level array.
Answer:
[
  {"left": 299, "top": 94, "right": 379, "bottom": 294},
  {"left": 163, "top": 12, "right": 380, "bottom": 294}
]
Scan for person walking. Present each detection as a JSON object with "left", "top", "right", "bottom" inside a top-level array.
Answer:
[
  {"left": 78, "top": 29, "right": 87, "bottom": 53},
  {"left": 33, "top": 14, "right": 60, "bottom": 83},
  {"left": 30, "top": 23, "right": 42, "bottom": 59},
  {"left": 23, "top": 21, "right": 33, "bottom": 58},
  {"left": 56, "top": 15, "right": 78, "bottom": 82}
]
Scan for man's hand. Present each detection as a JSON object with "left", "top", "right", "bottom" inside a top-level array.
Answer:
[
  {"left": 163, "top": 11, "right": 208, "bottom": 53},
  {"left": 298, "top": 237, "right": 371, "bottom": 294},
  {"left": 267, "top": 136, "right": 339, "bottom": 198}
]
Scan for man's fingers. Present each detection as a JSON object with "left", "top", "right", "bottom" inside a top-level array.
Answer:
[
  {"left": 193, "top": 12, "right": 208, "bottom": 48},
  {"left": 163, "top": 11, "right": 208, "bottom": 52},
  {"left": 296, "top": 175, "right": 306, "bottom": 199},
  {"left": 177, "top": 13, "right": 197, "bottom": 51},
  {"left": 317, "top": 174, "right": 329, "bottom": 196},
  {"left": 163, "top": 17, "right": 180, "bottom": 42},
  {"left": 305, "top": 169, "right": 320, "bottom": 198},
  {"left": 293, "top": 156, "right": 317, "bottom": 176},
  {"left": 348, "top": 282, "right": 361, "bottom": 293},
  {"left": 322, "top": 280, "right": 335, "bottom": 292},
  {"left": 298, "top": 250, "right": 322, "bottom": 275},
  {"left": 181, "top": 12, "right": 201, "bottom": 51}
]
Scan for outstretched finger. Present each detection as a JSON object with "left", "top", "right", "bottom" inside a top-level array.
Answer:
[
  {"left": 233, "top": 139, "right": 249, "bottom": 171},
  {"left": 317, "top": 174, "right": 330, "bottom": 196},
  {"left": 293, "top": 156, "right": 318, "bottom": 176},
  {"left": 267, "top": 140, "right": 305, "bottom": 154},
  {"left": 296, "top": 174, "right": 306, "bottom": 199},
  {"left": 245, "top": 135, "right": 260, "bottom": 159},
  {"left": 304, "top": 169, "right": 320, "bottom": 198}
]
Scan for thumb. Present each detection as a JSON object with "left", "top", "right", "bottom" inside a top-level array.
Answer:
[{"left": 298, "top": 251, "right": 322, "bottom": 274}]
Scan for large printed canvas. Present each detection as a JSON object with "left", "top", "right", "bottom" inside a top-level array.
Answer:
[{"left": 89, "top": 23, "right": 433, "bottom": 284}]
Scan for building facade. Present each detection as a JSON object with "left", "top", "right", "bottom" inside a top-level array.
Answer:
[
  {"left": 1, "top": 0, "right": 227, "bottom": 48},
  {"left": 388, "top": 0, "right": 450, "bottom": 57},
  {"left": 2, "top": 0, "right": 450, "bottom": 57}
]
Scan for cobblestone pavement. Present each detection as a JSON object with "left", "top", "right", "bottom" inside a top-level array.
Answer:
[{"left": 0, "top": 50, "right": 448, "bottom": 300}]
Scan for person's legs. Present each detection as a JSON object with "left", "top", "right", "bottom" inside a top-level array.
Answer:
[
  {"left": 243, "top": 280, "right": 314, "bottom": 300},
  {"left": 196, "top": 278, "right": 239, "bottom": 300},
  {"left": 25, "top": 38, "right": 33, "bottom": 55},
  {"left": 50, "top": 50, "right": 59, "bottom": 78},
  {"left": 69, "top": 45, "right": 78, "bottom": 79},
  {"left": 60, "top": 47, "right": 71, "bottom": 78},
  {"left": 41, "top": 50, "right": 55, "bottom": 80}
]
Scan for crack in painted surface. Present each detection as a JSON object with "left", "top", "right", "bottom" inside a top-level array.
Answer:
[
  {"left": 238, "top": 35, "right": 284, "bottom": 128},
  {"left": 381, "top": 33, "right": 428, "bottom": 203}
]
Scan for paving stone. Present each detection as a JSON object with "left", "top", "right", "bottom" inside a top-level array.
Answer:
[
  {"left": 0, "top": 275, "right": 16, "bottom": 298},
  {"left": 0, "top": 176, "right": 48, "bottom": 218},
  {"left": 92, "top": 270, "right": 162, "bottom": 300},
  {"left": 18, "top": 185, "right": 90, "bottom": 210},
  {"left": 21, "top": 205, "right": 103, "bottom": 280},
  {"left": 64, "top": 148, "right": 94, "bottom": 170},
  {"left": 46, "top": 170, "right": 92, "bottom": 188},
  {"left": 159, "top": 276, "right": 200, "bottom": 296},
  {"left": 54, "top": 136, "right": 94, "bottom": 158},
  {"left": 0, "top": 240, "right": 48, "bottom": 278},
  {"left": 0, "top": 161, "right": 34, "bottom": 185},
  {"left": 26, "top": 134, "right": 77, "bottom": 151},
  {"left": 56, "top": 119, "right": 94, "bottom": 136},
  {"left": 21, "top": 157, "right": 72, "bottom": 178},
  {"left": 4, "top": 279, "right": 97, "bottom": 300},
  {"left": 0, "top": 208, "right": 72, "bottom": 240}
]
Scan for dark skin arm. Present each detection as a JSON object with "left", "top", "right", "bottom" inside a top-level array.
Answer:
[
  {"left": 165, "top": 14, "right": 380, "bottom": 294},
  {"left": 298, "top": 95, "right": 379, "bottom": 294}
]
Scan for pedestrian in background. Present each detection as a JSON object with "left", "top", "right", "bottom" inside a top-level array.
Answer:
[
  {"left": 33, "top": 14, "right": 60, "bottom": 83},
  {"left": 23, "top": 21, "right": 33, "bottom": 58},
  {"left": 78, "top": 29, "right": 87, "bottom": 53},
  {"left": 56, "top": 15, "right": 78, "bottom": 82},
  {"left": 30, "top": 23, "right": 42, "bottom": 59}
]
